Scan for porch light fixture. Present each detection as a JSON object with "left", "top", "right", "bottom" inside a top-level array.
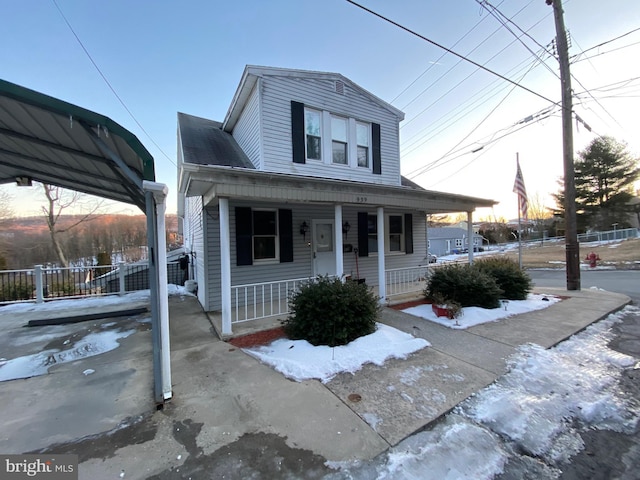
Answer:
[
  {"left": 299, "top": 221, "right": 309, "bottom": 240},
  {"left": 342, "top": 221, "right": 351, "bottom": 237}
]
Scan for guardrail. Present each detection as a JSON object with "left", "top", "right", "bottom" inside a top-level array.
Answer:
[{"left": 0, "top": 261, "right": 184, "bottom": 304}]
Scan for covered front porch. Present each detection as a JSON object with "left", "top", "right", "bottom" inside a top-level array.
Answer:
[{"left": 181, "top": 165, "right": 495, "bottom": 337}]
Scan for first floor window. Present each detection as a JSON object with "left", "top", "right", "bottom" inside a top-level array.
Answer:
[
  {"left": 367, "top": 215, "right": 378, "bottom": 253},
  {"left": 253, "top": 210, "right": 277, "bottom": 260},
  {"left": 455, "top": 238, "right": 463, "bottom": 248},
  {"left": 388, "top": 215, "right": 404, "bottom": 252}
]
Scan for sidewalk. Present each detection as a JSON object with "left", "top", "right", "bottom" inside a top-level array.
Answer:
[{"left": 0, "top": 287, "right": 630, "bottom": 479}]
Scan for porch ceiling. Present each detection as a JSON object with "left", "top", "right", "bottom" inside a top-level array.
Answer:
[{"left": 181, "top": 164, "right": 496, "bottom": 214}]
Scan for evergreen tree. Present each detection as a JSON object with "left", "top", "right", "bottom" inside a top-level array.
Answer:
[{"left": 553, "top": 136, "right": 639, "bottom": 231}]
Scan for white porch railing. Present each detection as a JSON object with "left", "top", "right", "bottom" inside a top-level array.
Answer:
[
  {"left": 385, "top": 265, "right": 431, "bottom": 298},
  {"left": 231, "top": 277, "right": 314, "bottom": 324}
]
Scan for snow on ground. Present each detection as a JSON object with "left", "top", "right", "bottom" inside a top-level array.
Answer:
[
  {"left": 243, "top": 323, "right": 429, "bottom": 383},
  {"left": 327, "top": 306, "right": 640, "bottom": 480},
  {"left": 0, "top": 286, "right": 193, "bottom": 382},
  {"left": 0, "top": 328, "right": 136, "bottom": 382},
  {"left": 402, "top": 293, "right": 561, "bottom": 329}
]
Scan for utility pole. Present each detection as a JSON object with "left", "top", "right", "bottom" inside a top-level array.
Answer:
[{"left": 548, "top": 0, "right": 580, "bottom": 290}]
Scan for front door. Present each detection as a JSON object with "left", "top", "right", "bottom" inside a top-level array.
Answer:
[{"left": 312, "top": 220, "right": 336, "bottom": 277}]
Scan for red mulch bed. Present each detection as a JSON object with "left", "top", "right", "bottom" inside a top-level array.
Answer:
[
  {"left": 390, "top": 299, "right": 430, "bottom": 310},
  {"left": 228, "top": 327, "right": 287, "bottom": 348}
]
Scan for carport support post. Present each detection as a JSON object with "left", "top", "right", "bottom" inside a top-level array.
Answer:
[{"left": 143, "top": 181, "right": 172, "bottom": 403}]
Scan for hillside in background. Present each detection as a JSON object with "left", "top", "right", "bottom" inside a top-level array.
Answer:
[{"left": 0, "top": 214, "right": 180, "bottom": 269}]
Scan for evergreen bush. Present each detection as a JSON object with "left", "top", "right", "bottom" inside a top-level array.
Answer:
[
  {"left": 284, "top": 276, "right": 379, "bottom": 347},
  {"left": 425, "top": 264, "right": 502, "bottom": 309},
  {"left": 474, "top": 257, "right": 532, "bottom": 300}
]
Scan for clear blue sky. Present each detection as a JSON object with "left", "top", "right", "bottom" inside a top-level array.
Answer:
[{"left": 2, "top": 0, "right": 639, "bottom": 220}]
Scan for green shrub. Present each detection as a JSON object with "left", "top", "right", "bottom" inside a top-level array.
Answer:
[
  {"left": 425, "top": 264, "right": 502, "bottom": 309},
  {"left": 474, "top": 257, "right": 532, "bottom": 300},
  {"left": 284, "top": 276, "right": 380, "bottom": 347}
]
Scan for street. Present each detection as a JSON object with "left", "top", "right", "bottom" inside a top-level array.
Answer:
[{"left": 521, "top": 270, "right": 640, "bottom": 480}]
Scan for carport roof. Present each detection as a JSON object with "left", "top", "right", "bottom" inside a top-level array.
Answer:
[{"left": 0, "top": 79, "right": 155, "bottom": 210}]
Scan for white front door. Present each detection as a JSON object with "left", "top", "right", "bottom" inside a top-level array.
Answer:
[{"left": 312, "top": 220, "right": 336, "bottom": 277}]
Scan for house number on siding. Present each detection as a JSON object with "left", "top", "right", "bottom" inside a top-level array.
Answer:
[{"left": 356, "top": 196, "right": 367, "bottom": 203}]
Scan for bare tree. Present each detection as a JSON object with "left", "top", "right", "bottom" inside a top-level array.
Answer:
[
  {"left": 0, "top": 189, "right": 14, "bottom": 269},
  {"left": 41, "top": 184, "right": 104, "bottom": 267},
  {"left": 528, "top": 192, "right": 553, "bottom": 244}
]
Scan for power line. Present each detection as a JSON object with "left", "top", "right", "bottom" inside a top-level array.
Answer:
[
  {"left": 51, "top": 0, "right": 176, "bottom": 167},
  {"left": 569, "top": 26, "right": 640, "bottom": 61},
  {"left": 571, "top": 40, "right": 640, "bottom": 64},
  {"left": 345, "top": 0, "right": 556, "bottom": 104}
]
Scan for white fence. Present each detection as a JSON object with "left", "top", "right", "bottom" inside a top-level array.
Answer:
[{"left": 0, "top": 261, "right": 183, "bottom": 304}]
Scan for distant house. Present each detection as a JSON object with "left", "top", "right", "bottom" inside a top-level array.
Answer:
[
  {"left": 178, "top": 66, "right": 495, "bottom": 334},
  {"left": 428, "top": 227, "right": 484, "bottom": 256}
]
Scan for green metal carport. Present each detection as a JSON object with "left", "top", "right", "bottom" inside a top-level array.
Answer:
[{"left": 0, "top": 78, "right": 171, "bottom": 405}]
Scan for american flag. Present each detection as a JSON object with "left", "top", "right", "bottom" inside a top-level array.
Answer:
[{"left": 513, "top": 159, "right": 528, "bottom": 221}]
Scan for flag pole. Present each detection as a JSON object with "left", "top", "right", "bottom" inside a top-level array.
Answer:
[{"left": 517, "top": 153, "right": 523, "bottom": 270}]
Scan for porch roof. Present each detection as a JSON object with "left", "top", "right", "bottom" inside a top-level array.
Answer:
[{"left": 180, "top": 163, "right": 496, "bottom": 214}]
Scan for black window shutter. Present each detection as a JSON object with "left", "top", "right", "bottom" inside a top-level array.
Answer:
[
  {"left": 279, "top": 209, "right": 293, "bottom": 263},
  {"left": 372, "top": 123, "right": 381, "bottom": 175},
  {"left": 235, "top": 207, "right": 252, "bottom": 266},
  {"left": 291, "top": 101, "right": 306, "bottom": 164},
  {"left": 404, "top": 213, "right": 413, "bottom": 254},
  {"left": 357, "top": 212, "right": 368, "bottom": 257}
]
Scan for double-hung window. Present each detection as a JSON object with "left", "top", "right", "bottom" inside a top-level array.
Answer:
[
  {"left": 366, "top": 214, "right": 404, "bottom": 253},
  {"left": 331, "top": 115, "right": 348, "bottom": 164},
  {"left": 357, "top": 122, "right": 370, "bottom": 168},
  {"left": 252, "top": 210, "right": 278, "bottom": 261},
  {"left": 387, "top": 215, "right": 404, "bottom": 252},
  {"left": 305, "top": 108, "right": 322, "bottom": 160}
]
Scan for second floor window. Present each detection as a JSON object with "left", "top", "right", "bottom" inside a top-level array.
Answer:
[
  {"left": 357, "top": 122, "right": 370, "bottom": 167},
  {"left": 305, "top": 108, "right": 322, "bottom": 160},
  {"left": 331, "top": 116, "right": 348, "bottom": 164}
]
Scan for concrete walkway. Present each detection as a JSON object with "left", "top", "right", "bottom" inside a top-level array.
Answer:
[{"left": 0, "top": 287, "right": 630, "bottom": 479}]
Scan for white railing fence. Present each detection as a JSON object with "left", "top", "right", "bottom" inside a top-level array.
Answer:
[
  {"left": 231, "top": 277, "right": 316, "bottom": 324},
  {"left": 0, "top": 261, "right": 184, "bottom": 304}
]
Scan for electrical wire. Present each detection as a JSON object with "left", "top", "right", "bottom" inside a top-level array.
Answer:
[
  {"left": 345, "top": 0, "right": 556, "bottom": 104},
  {"left": 51, "top": 0, "right": 177, "bottom": 167}
]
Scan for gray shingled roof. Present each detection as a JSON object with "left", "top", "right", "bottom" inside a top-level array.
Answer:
[{"left": 178, "top": 112, "right": 255, "bottom": 169}]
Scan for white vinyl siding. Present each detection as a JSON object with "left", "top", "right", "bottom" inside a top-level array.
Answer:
[
  {"left": 184, "top": 196, "right": 209, "bottom": 310},
  {"left": 204, "top": 203, "right": 426, "bottom": 311},
  {"left": 261, "top": 75, "right": 401, "bottom": 186},
  {"left": 232, "top": 82, "right": 262, "bottom": 169}
]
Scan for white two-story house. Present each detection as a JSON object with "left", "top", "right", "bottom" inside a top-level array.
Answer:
[{"left": 178, "top": 66, "right": 495, "bottom": 336}]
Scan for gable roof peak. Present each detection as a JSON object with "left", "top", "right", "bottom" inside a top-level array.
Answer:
[{"left": 223, "top": 65, "right": 404, "bottom": 131}]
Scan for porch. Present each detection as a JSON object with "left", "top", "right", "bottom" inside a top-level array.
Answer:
[{"left": 209, "top": 263, "right": 446, "bottom": 340}]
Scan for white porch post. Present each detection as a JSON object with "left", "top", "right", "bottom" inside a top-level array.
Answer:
[
  {"left": 219, "top": 198, "right": 232, "bottom": 335},
  {"left": 335, "top": 204, "right": 344, "bottom": 279},
  {"left": 377, "top": 206, "right": 386, "bottom": 303},
  {"left": 467, "top": 211, "right": 474, "bottom": 265},
  {"left": 35, "top": 265, "right": 44, "bottom": 303}
]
